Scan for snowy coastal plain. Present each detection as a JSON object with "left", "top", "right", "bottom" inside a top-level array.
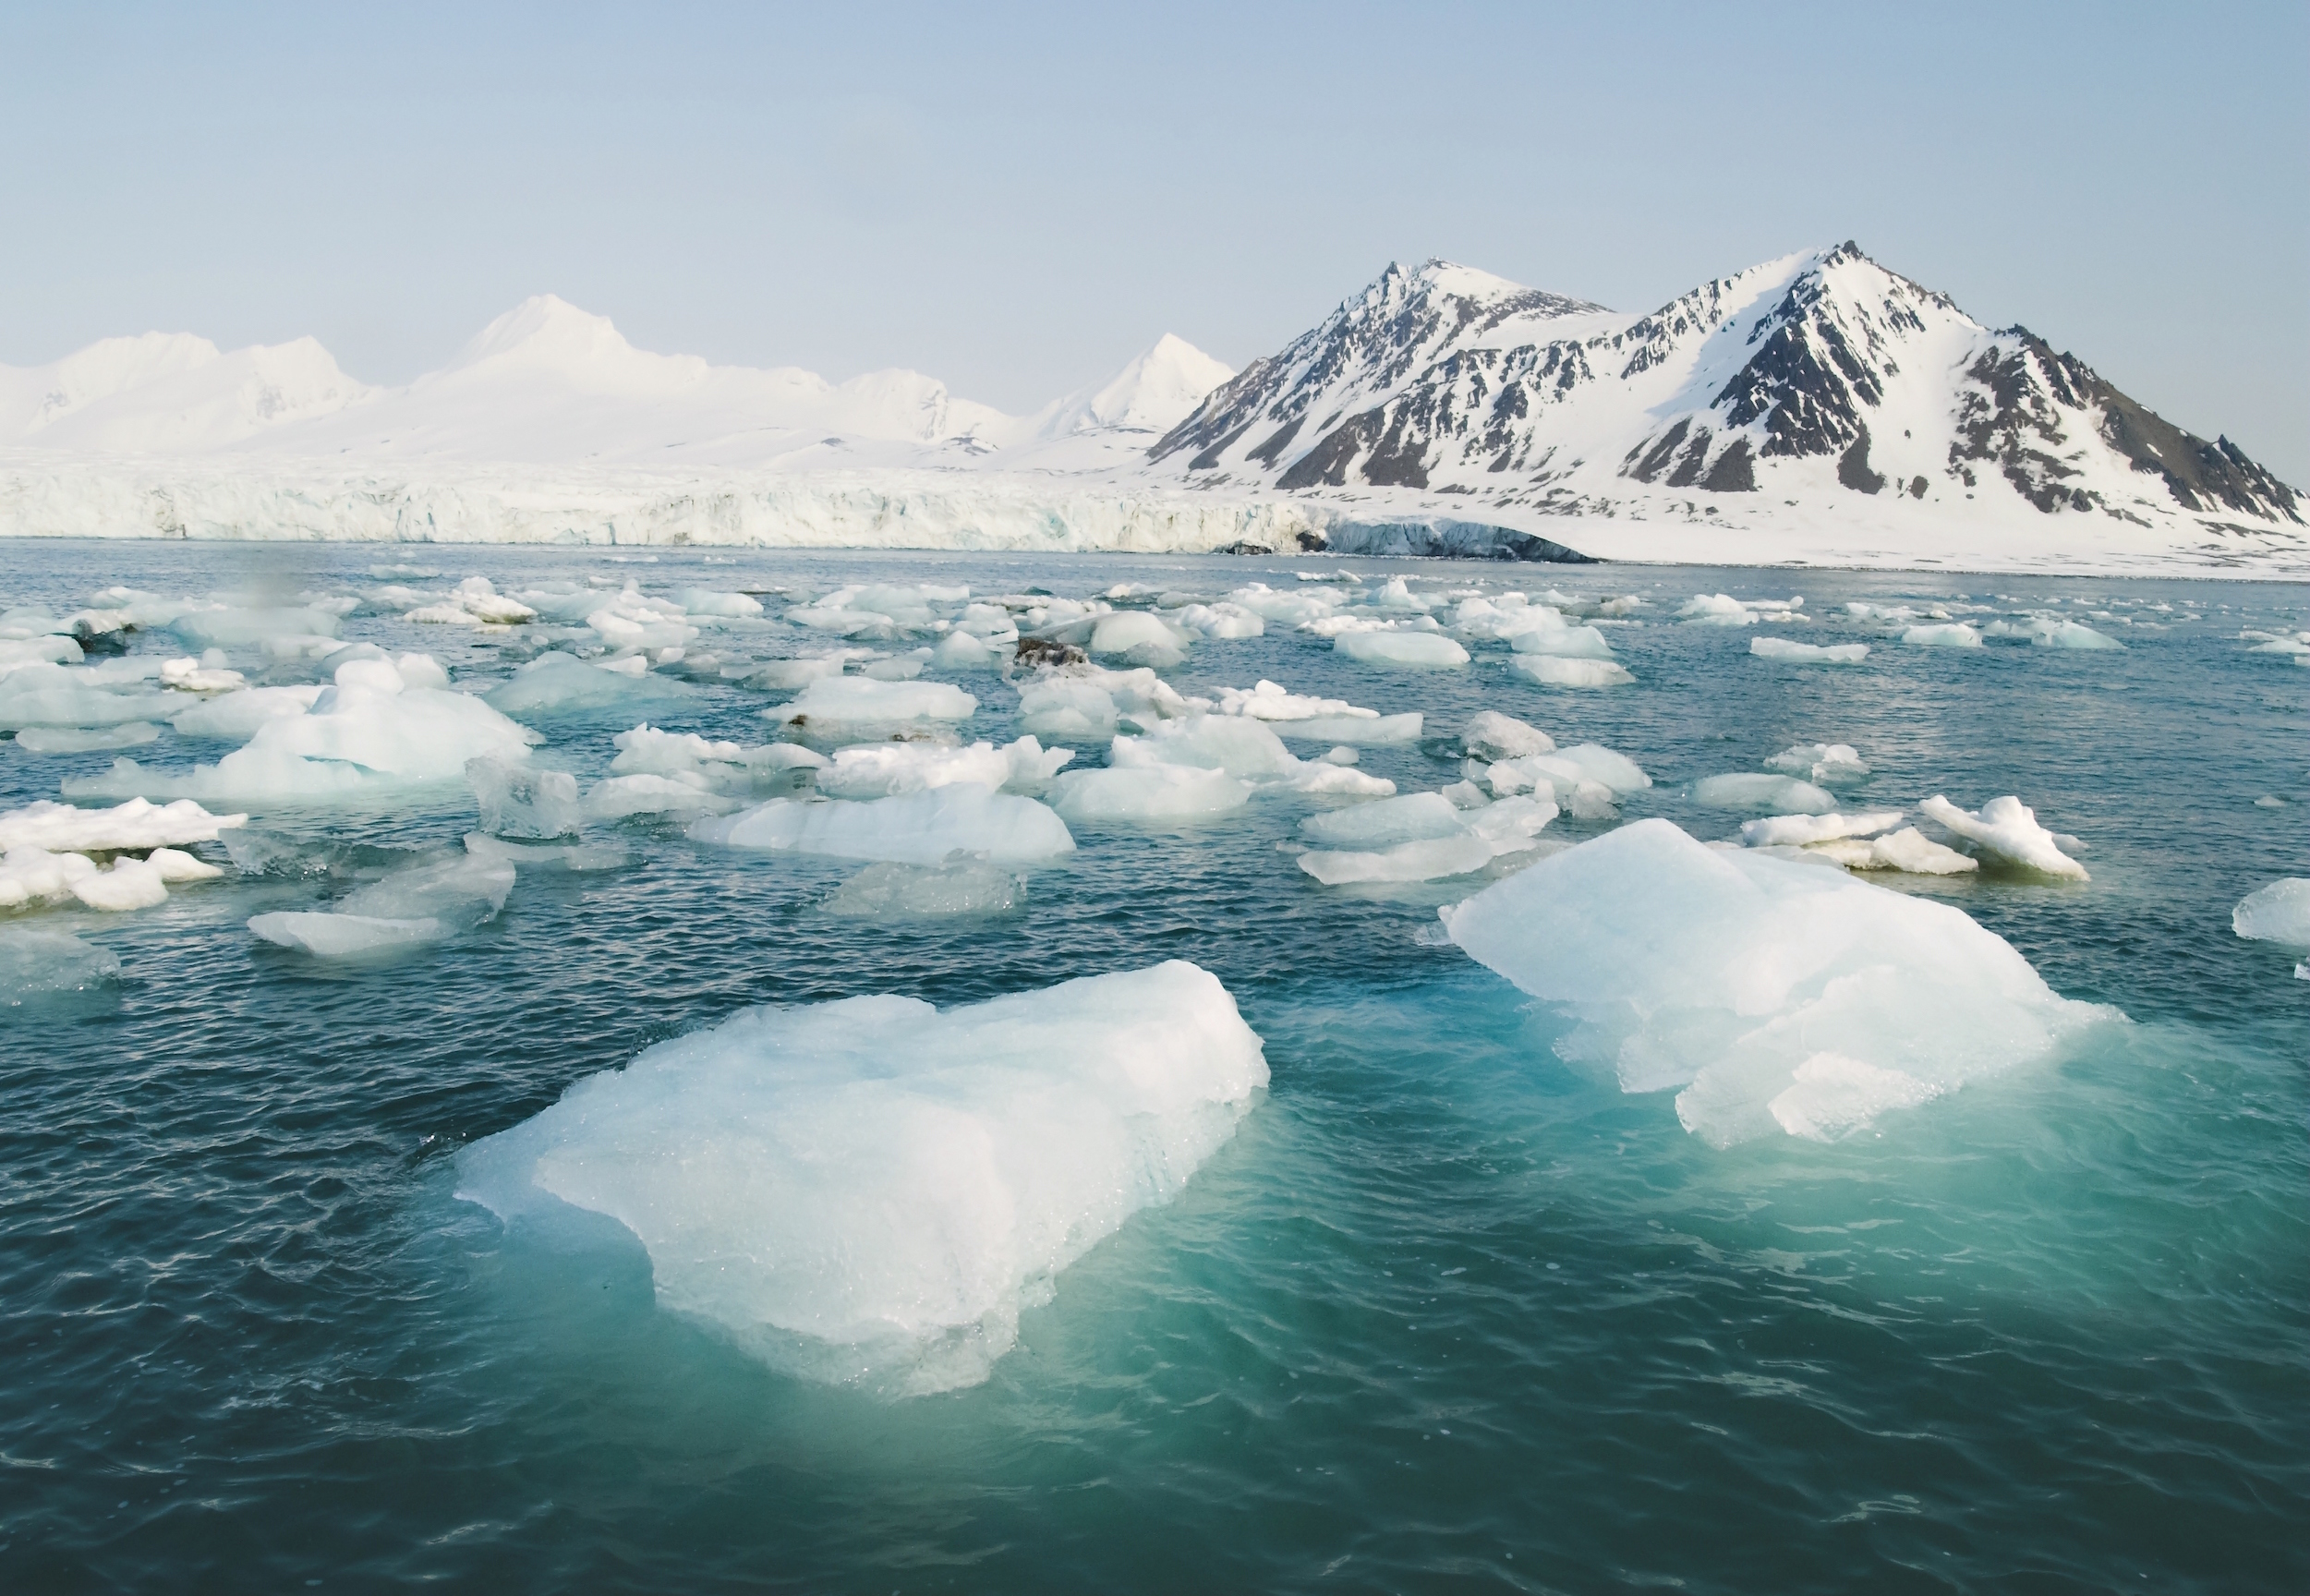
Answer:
[{"left": 3, "top": 245, "right": 2301, "bottom": 577}]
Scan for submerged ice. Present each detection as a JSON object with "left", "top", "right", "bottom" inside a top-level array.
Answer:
[{"left": 454, "top": 961, "right": 1268, "bottom": 1396}]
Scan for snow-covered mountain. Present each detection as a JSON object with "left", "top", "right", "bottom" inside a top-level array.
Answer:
[
  {"left": 0, "top": 297, "right": 1232, "bottom": 469},
  {"left": 0, "top": 248, "right": 2300, "bottom": 574},
  {"left": 1153, "top": 245, "right": 2302, "bottom": 539}
]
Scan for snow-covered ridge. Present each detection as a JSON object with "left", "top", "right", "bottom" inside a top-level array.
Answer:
[{"left": 1, "top": 244, "right": 2302, "bottom": 575}]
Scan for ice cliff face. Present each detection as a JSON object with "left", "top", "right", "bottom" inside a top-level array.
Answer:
[{"left": 1153, "top": 245, "right": 2302, "bottom": 536}]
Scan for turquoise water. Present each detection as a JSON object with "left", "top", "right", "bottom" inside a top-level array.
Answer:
[{"left": 2, "top": 543, "right": 2304, "bottom": 1592}]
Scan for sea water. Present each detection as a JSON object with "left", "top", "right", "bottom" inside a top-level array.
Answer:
[{"left": 1, "top": 542, "right": 2304, "bottom": 1592}]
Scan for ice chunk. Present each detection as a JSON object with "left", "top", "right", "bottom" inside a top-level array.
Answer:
[
  {"left": 1750, "top": 637, "right": 1869, "bottom": 663},
  {"left": 1334, "top": 632, "right": 1469, "bottom": 669},
  {"left": 486, "top": 651, "right": 693, "bottom": 718},
  {"left": 744, "top": 657, "right": 852, "bottom": 691},
  {"left": 861, "top": 655, "right": 925, "bottom": 682},
  {"left": 12, "top": 722, "right": 161, "bottom": 754},
  {"left": 1463, "top": 711, "right": 1554, "bottom": 760},
  {"left": 0, "top": 797, "right": 248, "bottom": 852},
  {"left": 170, "top": 606, "right": 342, "bottom": 648},
  {"left": 1298, "top": 795, "right": 1557, "bottom": 884},
  {"left": 1678, "top": 594, "right": 1760, "bottom": 625},
  {"left": 1985, "top": 617, "right": 2124, "bottom": 649},
  {"left": 1015, "top": 676, "right": 1118, "bottom": 739},
  {"left": 1763, "top": 743, "right": 1870, "bottom": 783},
  {"left": 467, "top": 757, "right": 585, "bottom": 838},
  {"left": 1439, "top": 819, "right": 2106, "bottom": 1144},
  {"left": 675, "top": 588, "right": 765, "bottom": 619},
  {"left": 1917, "top": 795, "right": 2087, "bottom": 879},
  {"left": 455, "top": 961, "right": 1265, "bottom": 1395},
  {"left": 1694, "top": 774, "right": 1836, "bottom": 814},
  {"left": 770, "top": 676, "right": 976, "bottom": 730},
  {"left": 2231, "top": 879, "right": 2310, "bottom": 947},
  {"left": 1049, "top": 764, "right": 1251, "bottom": 823},
  {"left": 248, "top": 912, "right": 448, "bottom": 957},
  {"left": 930, "top": 629, "right": 995, "bottom": 668},
  {"left": 1900, "top": 623, "right": 1982, "bottom": 648},
  {"left": 1111, "top": 716, "right": 1298, "bottom": 780},
  {"left": 0, "top": 664, "right": 176, "bottom": 730},
  {"left": 1300, "top": 792, "right": 1467, "bottom": 849},
  {"left": 71, "top": 856, "right": 171, "bottom": 912},
  {"left": 1507, "top": 655, "right": 1634, "bottom": 688},
  {"left": 818, "top": 737, "right": 1071, "bottom": 799},
  {"left": 146, "top": 847, "right": 223, "bottom": 882},
  {"left": 583, "top": 773, "right": 741, "bottom": 820},
  {"left": 1171, "top": 601, "right": 1264, "bottom": 640},
  {"left": 464, "top": 833, "right": 631, "bottom": 873},
  {"left": 1739, "top": 810, "right": 1905, "bottom": 849},
  {"left": 71, "top": 666, "right": 539, "bottom": 805},
  {"left": 0, "top": 927, "right": 120, "bottom": 1001},
  {"left": 0, "top": 635, "right": 84, "bottom": 673},
  {"left": 822, "top": 860, "right": 1022, "bottom": 919},
  {"left": 0, "top": 847, "right": 99, "bottom": 908},
  {"left": 1273, "top": 712, "right": 1422, "bottom": 745},
  {"left": 1804, "top": 828, "right": 1979, "bottom": 876},
  {"left": 692, "top": 785, "right": 1075, "bottom": 865},
  {"left": 1215, "top": 680, "right": 1375, "bottom": 723},
  {"left": 1087, "top": 611, "right": 1188, "bottom": 665},
  {"left": 170, "top": 685, "right": 327, "bottom": 741},
  {"left": 1506, "top": 617, "right": 1617, "bottom": 660},
  {"left": 336, "top": 854, "right": 515, "bottom": 928}
]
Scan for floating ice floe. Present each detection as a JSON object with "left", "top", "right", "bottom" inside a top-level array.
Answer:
[
  {"left": 404, "top": 575, "right": 539, "bottom": 626},
  {"left": 1214, "top": 680, "right": 1419, "bottom": 742},
  {"left": 692, "top": 783, "right": 1075, "bottom": 865},
  {"left": 1333, "top": 632, "right": 1469, "bottom": 669},
  {"left": 1461, "top": 711, "right": 1554, "bottom": 761},
  {"left": 455, "top": 961, "right": 1266, "bottom": 1396},
  {"left": 1507, "top": 655, "right": 1634, "bottom": 687},
  {"left": 248, "top": 854, "right": 516, "bottom": 957},
  {"left": 817, "top": 736, "right": 1071, "bottom": 799},
  {"left": 769, "top": 675, "right": 976, "bottom": 731},
  {"left": 467, "top": 758, "right": 585, "bottom": 838},
  {"left": 70, "top": 656, "right": 539, "bottom": 805},
  {"left": 1050, "top": 763, "right": 1252, "bottom": 823},
  {"left": 1085, "top": 611, "right": 1190, "bottom": 666},
  {"left": 1917, "top": 795, "right": 2088, "bottom": 879},
  {"left": 583, "top": 773, "right": 740, "bottom": 820},
  {"left": 1763, "top": 743, "right": 1870, "bottom": 783},
  {"left": 1736, "top": 810, "right": 1978, "bottom": 875},
  {"left": 1694, "top": 773, "right": 1837, "bottom": 814},
  {"left": 673, "top": 587, "right": 765, "bottom": 620},
  {"left": 0, "top": 842, "right": 222, "bottom": 913},
  {"left": 485, "top": 651, "right": 694, "bottom": 718},
  {"left": 1750, "top": 637, "right": 1869, "bottom": 664},
  {"left": 464, "top": 833, "right": 630, "bottom": 873},
  {"left": 1170, "top": 601, "right": 1264, "bottom": 640},
  {"left": 1441, "top": 819, "right": 2109, "bottom": 1144},
  {"left": 170, "top": 684, "right": 327, "bottom": 741},
  {"left": 1900, "top": 623, "right": 1983, "bottom": 648},
  {"left": 12, "top": 722, "right": 161, "bottom": 753},
  {"left": 0, "top": 664, "right": 176, "bottom": 730},
  {"left": 1470, "top": 744, "right": 1649, "bottom": 817},
  {"left": 0, "top": 927, "right": 119, "bottom": 1001},
  {"left": 0, "top": 635, "right": 85, "bottom": 674},
  {"left": 1679, "top": 594, "right": 1802, "bottom": 627},
  {"left": 822, "top": 859, "right": 1022, "bottom": 919},
  {"left": 2231, "top": 878, "right": 2310, "bottom": 974},
  {"left": 0, "top": 797, "right": 248, "bottom": 852},
  {"left": 169, "top": 605, "right": 342, "bottom": 650},
  {"left": 1297, "top": 794, "right": 1558, "bottom": 884},
  {"left": 1984, "top": 616, "right": 2123, "bottom": 649}
]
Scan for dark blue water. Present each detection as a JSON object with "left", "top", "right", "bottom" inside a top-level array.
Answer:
[{"left": 3, "top": 543, "right": 2304, "bottom": 1592}]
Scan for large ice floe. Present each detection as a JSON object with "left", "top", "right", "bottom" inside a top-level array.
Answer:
[
  {"left": 1442, "top": 819, "right": 2109, "bottom": 1144},
  {"left": 454, "top": 961, "right": 1267, "bottom": 1395},
  {"left": 691, "top": 784, "right": 1075, "bottom": 865},
  {"left": 248, "top": 853, "right": 516, "bottom": 957},
  {"left": 66, "top": 655, "right": 538, "bottom": 806},
  {"left": 2231, "top": 879, "right": 2310, "bottom": 979},
  {"left": 1917, "top": 795, "right": 2088, "bottom": 879}
]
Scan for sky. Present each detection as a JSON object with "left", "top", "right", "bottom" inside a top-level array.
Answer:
[{"left": 2, "top": 0, "right": 2304, "bottom": 479}]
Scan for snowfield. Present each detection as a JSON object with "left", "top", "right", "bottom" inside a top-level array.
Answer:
[{"left": 1, "top": 245, "right": 2300, "bottom": 577}]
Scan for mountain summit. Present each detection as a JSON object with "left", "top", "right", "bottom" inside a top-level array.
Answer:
[{"left": 1153, "top": 244, "right": 2300, "bottom": 533}]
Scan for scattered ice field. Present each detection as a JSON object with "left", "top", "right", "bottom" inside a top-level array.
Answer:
[{"left": 1, "top": 541, "right": 2304, "bottom": 1591}]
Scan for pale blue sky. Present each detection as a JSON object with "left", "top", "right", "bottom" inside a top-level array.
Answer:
[{"left": 3, "top": 1, "right": 2304, "bottom": 478}]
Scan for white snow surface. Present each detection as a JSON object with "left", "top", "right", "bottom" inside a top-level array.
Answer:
[
  {"left": 453, "top": 961, "right": 1268, "bottom": 1395},
  {"left": 1441, "top": 819, "right": 2108, "bottom": 1144}
]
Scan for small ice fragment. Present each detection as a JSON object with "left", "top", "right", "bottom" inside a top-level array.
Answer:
[
  {"left": 1763, "top": 743, "right": 1870, "bottom": 783},
  {"left": 1048, "top": 764, "right": 1251, "bottom": 823},
  {"left": 0, "top": 927, "right": 120, "bottom": 1000},
  {"left": 1334, "top": 632, "right": 1469, "bottom": 669},
  {"left": 693, "top": 785, "right": 1075, "bottom": 864},
  {"left": 1749, "top": 637, "right": 1869, "bottom": 663},
  {"left": 822, "top": 860, "right": 1022, "bottom": 919},
  {"left": 0, "top": 797, "right": 248, "bottom": 852},
  {"left": 467, "top": 757, "right": 584, "bottom": 839},
  {"left": 248, "top": 912, "right": 447, "bottom": 957},
  {"left": 1462, "top": 712, "right": 1554, "bottom": 760},
  {"left": 13, "top": 722, "right": 162, "bottom": 754},
  {"left": 1917, "top": 795, "right": 2087, "bottom": 879},
  {"left": 1899, "top": 623, "right": 1982, "bottom": 648},
  {"left": 1738, "top": 811, "right": 1905, "bottom": 848},
  {"left": 1507, "top": 655, "right": 1633, "bottom": 688},
  {"left": 1694, "top": 774, "right": 1836, "bottom": 814}
]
